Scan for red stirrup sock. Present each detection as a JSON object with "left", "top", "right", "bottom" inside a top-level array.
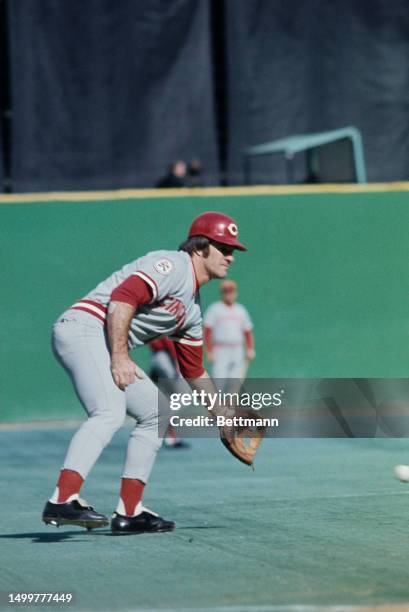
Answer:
[
  {"left": 117, "top": 478, "right": 145, "bottom": 516},
  {"left": 50, "top": 469, "right": 84, "bottom": 503}
]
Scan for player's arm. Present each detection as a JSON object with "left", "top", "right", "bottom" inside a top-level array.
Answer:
[
  {"left": 108, "top": 275, "right": 152, "bottom": 390},
  {"left": 172, "top": 342, "right": 231, "bottom": 415},
  {"left": 203, "top": 305, "right": 216, "bottom": 363},
  {"left": 204, "top": 326, "right": 214, "bottom": 363},
  {"left": 187, "top": 370, "right": 263, "bottom": 466},
  {"left": 242, "top": 307, "right": 255, "bottom": 361},
  {"left": 173, "top": 341, "right": 262, "bottom": 466},
  {"left": 172, "top": 340, "right": 218, "bottom": 401},
  {"left": 188, "top": 371, "right": 234, "bottom": 416},
  {"left": 107, "top": 302, "right": 141, "bottom": 390},
  {"left": 244, "top": 330, "right": 255, "bottom": 361}
]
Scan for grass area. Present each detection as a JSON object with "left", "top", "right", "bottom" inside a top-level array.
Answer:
[{"left": 1, "top": 429, "right": 409, "bottom": 611}]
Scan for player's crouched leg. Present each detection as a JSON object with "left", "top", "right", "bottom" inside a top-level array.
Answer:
[
  {"left": 43, "top": 393, "right": 127, "bottom": 531},
  {"left": 63, "top": 393, "right": 127, "bottom": 478},
  {"left": 122, "top": 407, "right": 163, "bottom": 482},
  {"left": 111, "top": 411, "right": 175, "bottom": 534},
  {"left": 122, "top": 375, "right": 166, "bottom": 482},
  {"left": 110, "top": 380, "right": 175, "bottom": 534},
  {"left": 52, "top": 313, "right": 128, "bottom": 477}
]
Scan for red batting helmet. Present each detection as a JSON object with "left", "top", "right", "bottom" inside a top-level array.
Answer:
[{"left": 188, "top": 211, "right": 247, "bottom": 251}]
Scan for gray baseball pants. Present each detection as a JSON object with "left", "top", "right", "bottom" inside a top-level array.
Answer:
[
  {"left": 52, "top": 310, "right": 166, "bottom": 483},
  {"left": 212, "top": 345, "right": 245, "bottom": 379}
]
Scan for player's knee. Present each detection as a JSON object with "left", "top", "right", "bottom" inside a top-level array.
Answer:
[
  {"left": 131, "top": 410, "right": 161, "bottom": 443},
  {"left": 107, "top": 412, "right": 126, "bottom": 432},
  {"left": 138, "top": 409, "right": 159, "bottom": 430},
  {"left": 89, "top": 406, "right": 126, "bottom": 437},
  {"left": 130, "top": 425, "right": 162, "bottom": 453}
]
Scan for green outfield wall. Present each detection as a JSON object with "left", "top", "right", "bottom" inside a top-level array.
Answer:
[{"left": 1, "top": 188, "right": 409, "bottom": 422}]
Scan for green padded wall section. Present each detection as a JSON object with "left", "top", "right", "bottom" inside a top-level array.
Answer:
[{"left": 1, "top": 191, "right": 409, "bottom": 422}]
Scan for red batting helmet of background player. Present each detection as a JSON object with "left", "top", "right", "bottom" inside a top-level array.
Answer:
[{"left": 188, "top": 211, "right": 247, "bottom": 251}]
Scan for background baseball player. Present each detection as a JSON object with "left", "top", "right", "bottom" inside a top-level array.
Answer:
[
  {"left": 149, "top": 337, "right": 190, "bottom": 449},
  {"left": 42, "top": 211, "right": 251, "bottom": 534},
  {"left": 204, "top": 280, "right": 255, "bottom": 392}
]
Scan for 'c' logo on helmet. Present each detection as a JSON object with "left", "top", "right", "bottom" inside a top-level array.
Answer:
[{"left": 227, "top": 223, "right": 238, "bottom": 236}]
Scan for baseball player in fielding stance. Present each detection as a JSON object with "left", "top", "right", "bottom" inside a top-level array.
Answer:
[
  {"left": 42, "top": 211, "right": 249, "bottom": 534},
  {"left": 204, "top": 280, "right": 255, "bottom": 391}
]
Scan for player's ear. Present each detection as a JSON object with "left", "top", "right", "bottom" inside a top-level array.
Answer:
[{"left": 193, "top": 244, "right": 210, "bottom": 259}]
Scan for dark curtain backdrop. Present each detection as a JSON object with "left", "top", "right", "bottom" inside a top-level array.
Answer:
[
  {"left": 8, "top": 0, "right": 219, "bottom": 191},
  {"left": 226, "top": 0, "right": 409, "bottom": 184},
  {"left": 5, "top": 0, "right": 409, "bottom": 191},
  {"left": 0, "top": 121, "right": 3, "bottom": 189}
]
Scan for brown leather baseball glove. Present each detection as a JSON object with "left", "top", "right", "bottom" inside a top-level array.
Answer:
[{"left": 218, "top": 413, "right": 265, "bottom": 466}]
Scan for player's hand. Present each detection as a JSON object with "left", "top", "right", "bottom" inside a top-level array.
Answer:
[
  {"left": 246, "top": 348, "right": 255, "bottom": 361},
  {"left": 207, "top": 351, "right": 214, "bottom": 363},
  {"left": 111, "top": 353, "right": 144, "bottom": 390}
]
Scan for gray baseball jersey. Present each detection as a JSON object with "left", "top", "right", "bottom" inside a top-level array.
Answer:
[{"left": 71, "top": 250, "right": 202, "bottom": 348}]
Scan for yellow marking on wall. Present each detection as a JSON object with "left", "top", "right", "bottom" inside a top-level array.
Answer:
[{"left": 1, "top": 182, "right": 409, "bottom": 204}]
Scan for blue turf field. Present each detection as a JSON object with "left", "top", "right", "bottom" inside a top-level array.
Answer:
[{"left": 1, "top": 428, "right": 409, "bottom": 611}]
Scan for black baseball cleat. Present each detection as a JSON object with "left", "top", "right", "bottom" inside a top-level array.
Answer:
[
  {"left": 111, "top": 508, "right": 175, "bottom": 534},
  {"left": 42, "top": 498, "right": 109, "bottom": 531}
]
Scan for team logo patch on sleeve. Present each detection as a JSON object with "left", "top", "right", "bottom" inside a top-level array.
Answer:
[{"left": 154, "top": 258, "right": 173, "bottom": 276}]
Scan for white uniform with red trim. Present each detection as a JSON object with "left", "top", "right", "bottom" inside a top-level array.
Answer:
[
  {"left": 204, "top": 301, "right": 253, "bottom": 382},
  {"left": 52, "top": 250, "right": 203, "bottom": 485}
]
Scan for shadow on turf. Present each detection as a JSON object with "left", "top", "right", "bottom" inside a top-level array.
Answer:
[
  {"left": 0, "top": 531, "right": 95, "bottom": 543},
  {"left": 0, "top": 525, "right": 223, "bottom": 543}
]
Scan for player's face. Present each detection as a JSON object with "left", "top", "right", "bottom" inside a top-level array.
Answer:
[
  {"left": 222, "top": 288, "right": 237, "bottom": 305},
  {"left": 205, "top": 242, "right": 235, "bottom": 279}
]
